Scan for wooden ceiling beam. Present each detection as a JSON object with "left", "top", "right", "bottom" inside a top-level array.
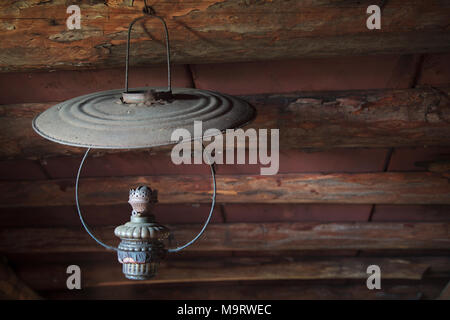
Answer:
[
  {"left": 1, "top": 0, "right": 449, "bottom": 71},
  {"left": 1, "top": 87, "right": 449, "bottom": 160},
  {"left": 1, "top": 222, "right": 448, "bottom": 253},
  {"left": 41, "top": 279, "right": 446, "bottom": 300},
  {"left": 1, "top": 171, "right": 449, "bottom": 206},
  {"left": 14, "top": 256, "right": 449, "bottom": 291}
]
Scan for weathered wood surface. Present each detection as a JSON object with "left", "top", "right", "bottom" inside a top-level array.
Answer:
[
  {"left": 1, "top": 0, "right": 449, "bottom": 71},
  {"left": 1, "top": 223, "right": 448, "bottom": 253},
  {"left": 15, "top": 256, "right": 448, "bottom": 291},
  {"left": 1, "top": 172, "right": 449, "bottom": 207},
  {"left": 0, "top": 257, "right": 41, "bottom": 300},
  {"left": 41, "top": 279, "right": 447, "bottom": 300},
  {"left": 416, "top": 160, "right": 450, "bottom": 173},
  {"left": 1, "top": 87, "right": 449, "bottom": 160}
]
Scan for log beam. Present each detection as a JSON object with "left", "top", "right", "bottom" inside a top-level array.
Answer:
[
  {"left": 41, "top": 280, "right": 446, "bottom": 300},
  {"left": 0, "top": 223, "right": 448, "bottom": 253},
  {"left": 13, "top": 256, "right": 448, "bottom": 291},
  {"left": 1, "top": 172, "right": 449, "bottom": 207},
  {"left": 0, "top": 0, "right": 449, "bottom": 71},
  {"left": 1, "top": 87, "right": 449, "bottom": 160}
]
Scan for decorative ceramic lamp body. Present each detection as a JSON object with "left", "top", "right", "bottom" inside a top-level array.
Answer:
[{"left": 114, "top": 186, "right": 169, "bottom": 280}]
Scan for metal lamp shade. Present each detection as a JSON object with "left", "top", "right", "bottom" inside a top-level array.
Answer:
[{"left": 32, "top": 87, "right": 255, "bottom": 149}]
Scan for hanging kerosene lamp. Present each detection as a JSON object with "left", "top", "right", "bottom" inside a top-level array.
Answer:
[{"left": 32, "top": 4, "right": 255, "bottom": 280}]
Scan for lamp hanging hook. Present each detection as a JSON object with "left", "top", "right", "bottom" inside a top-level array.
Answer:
[
  {"left": 125, "top": 3, "right": 171, "bottom": 94},
  {"left": 142, "top": 0, "right": 155, "bottom": 15}
]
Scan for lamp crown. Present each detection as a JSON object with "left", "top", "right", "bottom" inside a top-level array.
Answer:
[{"left": 128, "top": 185, "right": 157, "bottom": 216}]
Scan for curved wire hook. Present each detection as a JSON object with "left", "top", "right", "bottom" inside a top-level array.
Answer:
[
  {"left": 76, "top": 148, "right": 118, "bottom": 251},
  {"left": 168, "top": 158, "right": 216, "bottom": 253},
  {"left": 125, "top": 5, "right": 171, "bottom": 93}
]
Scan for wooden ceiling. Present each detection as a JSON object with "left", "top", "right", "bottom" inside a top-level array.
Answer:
[
  {"left": 0, "top": 0, "right": 449, "bottom": 71},
  {"left": 0, "top": 0, "right": 449, "bottom": 300}
]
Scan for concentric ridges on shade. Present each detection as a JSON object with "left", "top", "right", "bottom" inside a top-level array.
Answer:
[{"left": 32, "top": 87, "right": 255, "bottom": 149}]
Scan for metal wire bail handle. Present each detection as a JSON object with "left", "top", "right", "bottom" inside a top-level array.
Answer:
[
  {"left": 125, "top": 4, "right": 172, "bottom": 93},
  {"left": 75, "top": 148, "right": 216, "bottom": 253}
]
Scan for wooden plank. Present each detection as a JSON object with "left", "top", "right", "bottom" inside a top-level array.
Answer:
[
  {"left": 0, "top": 256, "right": 41, "bottom": 300},
  {"left": 1, "top": 0, "right": 449, "bottom": 71},
  {"left": 14, "top": 256, "right": 447, "bottom": 291},
  {"left": 416, "top": 160, "right": 450, "bottom": 173},
  {"left": 0, "top": 223, "right": 448, "bottom": 253},
  {"left": 40, "top": 279, "right": 447, "bottom": 300},
  {"left": 1, "top": 172, "right": 449, "bottom": 207},
  {"left": 1, "top": 87, "right": 449, "bottom": 160}
]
